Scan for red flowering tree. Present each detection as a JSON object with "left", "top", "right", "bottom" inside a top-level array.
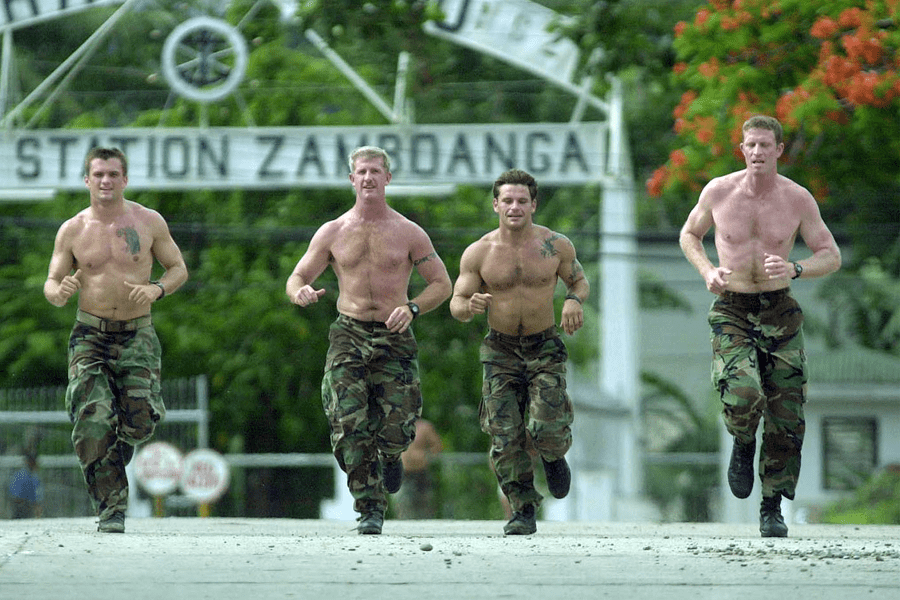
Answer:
[{"left": 648, "top": 0, "right": 900, "bottom": 223}]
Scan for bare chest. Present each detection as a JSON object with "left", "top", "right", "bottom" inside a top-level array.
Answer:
[
  {"left": 714, "top": 195, "right": 799, "bottom": 248},
  {"left": 482, "top": 244, "right": 558, "bottom": 292},
  {"left": 72, "top": 221, "right": 153, "bottom": 271},
  {"left": 331, "top": 223, "right": 410, "bottom": 272}
]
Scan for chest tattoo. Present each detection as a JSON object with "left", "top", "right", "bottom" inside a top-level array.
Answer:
[{"left": 116, "top": 227, "right": 141, "bottom": 255}]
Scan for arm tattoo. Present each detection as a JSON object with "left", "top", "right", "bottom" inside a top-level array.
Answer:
[
  {"left": 566, "top": 259, "right": 584, "bottom": 287},
  {"left": 116, "top": 227, "right": 141, "bottom": 254},
  {"left": 414, "top": 251, "right": 438, "bottom": 267},
  {"left": 540, "top": 233, "right": 563, "bottom": 257}
]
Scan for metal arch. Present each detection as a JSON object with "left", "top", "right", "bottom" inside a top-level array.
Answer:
[{"left": 161, "top": 17, "right": 249, "bottom": 104}]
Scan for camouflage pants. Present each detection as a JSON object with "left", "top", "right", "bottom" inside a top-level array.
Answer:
[
  {"left": 321, "top": 314, "right": 421, "bottom": 514},
  {"left": 709, "top": 289, "right": 807, "bottom": 499},
  {"left": 479, "top": 327, "right": 573, "bottom": 513},
  {"left": 66, "top": 311, "right": 165, "bottom": 519}
]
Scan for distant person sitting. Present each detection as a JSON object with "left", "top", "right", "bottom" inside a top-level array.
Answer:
[{"left": 9, "top": 451, "right": 43, "bottom": 519}]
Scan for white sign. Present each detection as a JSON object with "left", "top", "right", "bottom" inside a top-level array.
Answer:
[
  {"left": 0, "top": 123, "right": 606, "bottom": 191},
  {"left": 133, "top": 441, "right": 183, "bottom": 497},
  {"left": 0, "top": 0, "right": 125, "bottom": 32},
  {"left": 424, "top": 0, "right": 580, "bottom": 89},
  {"left": 180, "top": 449, "right": 230, "bottom": 504}
]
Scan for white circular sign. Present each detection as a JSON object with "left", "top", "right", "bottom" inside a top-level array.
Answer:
[
  {"left": 133, "top": 442, "right": 184, "bottom": 496},
  {"left": 161, "top": 17, "right": 248, "bottom": 103},
  {"left": 179, "top": 449, "right": 230, "bottom": 504}
]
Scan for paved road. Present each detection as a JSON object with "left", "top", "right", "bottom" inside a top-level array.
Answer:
[{"left": 1, "top": 518, "right": 898, "bottom": 599}]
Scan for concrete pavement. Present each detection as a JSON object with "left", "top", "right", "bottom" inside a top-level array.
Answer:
[{"left": 1, "top": 518, "right": 898, "bottom": 599}]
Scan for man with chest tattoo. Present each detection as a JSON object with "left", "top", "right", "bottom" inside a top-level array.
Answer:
[
  {"left": 450, "top": 169, "right": 589, "bottom": 535},
  {"left": 286, "top": 146, "right": 451, "bottom": 534},
  {"left": 680, "top": 116, "right": 841, "bottom": 537},
  {"left": 44, "top": 147, "right": 188, "bottom": 533}
]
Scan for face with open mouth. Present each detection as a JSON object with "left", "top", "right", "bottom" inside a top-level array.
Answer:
[{"left": 740, "top": 128, "right": 783, "bottom": 173}]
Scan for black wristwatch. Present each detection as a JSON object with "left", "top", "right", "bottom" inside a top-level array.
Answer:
[
  {"left": 406, "top": 302, "right": 420, "bottom": 320},
  {"left": 791, "top": 262, "right": 803, "bottom": 280}
]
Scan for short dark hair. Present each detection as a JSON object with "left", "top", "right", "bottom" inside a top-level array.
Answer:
[
  {"left": 492, "top": 169, "right": 537, "bottom": 201},
  {"left": 84, "top": 147, "right": 128, "bottom": 177},
  {"left": 742, "top": 115, "right": 783, "bottom": 145}
]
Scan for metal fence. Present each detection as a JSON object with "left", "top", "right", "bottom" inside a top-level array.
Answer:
[{"left": 0, "top": 376, "right": 208, "bottom": 519}]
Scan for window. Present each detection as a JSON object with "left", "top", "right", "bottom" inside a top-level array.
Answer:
[{"left": 822, "top": 417, "right": 878, "bottom": 490}]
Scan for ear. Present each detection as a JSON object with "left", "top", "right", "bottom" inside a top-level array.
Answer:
[
  {"left": 492, "top": 197, "right": 500, "bottom": 214},
  {"left": 775, "top": 142, "right": 785, "bottom": 158}
]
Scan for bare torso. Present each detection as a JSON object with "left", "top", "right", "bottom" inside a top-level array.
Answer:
[
  {"left": 473, "top": 225, "right": 562, "bottom": 336},
  {"left": 710, "top": 171, "right": 805, "bottom": 292},
  {"left": 328, "top": 211, "right": 419, "bottom": 322},
  {"left": 65, "top": 203, "right": 159, "bottom": 320}
]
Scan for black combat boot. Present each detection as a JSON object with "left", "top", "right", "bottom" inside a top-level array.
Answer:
[
  {"left": 759, "top": 493, "right": 788, "bottom": 538},
  {"left": 727, "top": 438, "right": 756, "bottom": 499}
]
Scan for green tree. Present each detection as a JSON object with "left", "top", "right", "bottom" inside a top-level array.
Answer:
[{"left": 646, "top": 0, "right": 900, "bottom": 260}]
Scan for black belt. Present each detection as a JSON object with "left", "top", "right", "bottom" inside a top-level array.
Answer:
[{"left": 76, "top": 310, "right": 152, "bottom": 333}]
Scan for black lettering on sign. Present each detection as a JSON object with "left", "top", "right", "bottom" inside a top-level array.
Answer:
[
  {"left": 560, "top": 132, "right": 588, "bottom": 174},
  {"left": 256, "top": 135, "right": 285, "bottom": 179},
  {"left": 525, "top": 132, "right": 551, "bottom": 174},
  {"left": 485, "top": 133, "right": 515, "bottom": 174},
  {"left": 15, "top": 137, "right": 40, "bottom": 179},
  {"left": 163, "top": 137, "right": 189, "bottom": 178},
  {"left": 49, "top": 136, "right": 79, "bottom": 179},
  {"left": 296, "top": 137, "right": 325, "bottom": 177},
  {"left": 199, "top": 137, "right": 228, "bottom": 177},
  {"left": 447, "top": 133, "right": 476, "bottom": 177},
  {"left": 410, "top": 134, "right": 439, "bottom": 176}
]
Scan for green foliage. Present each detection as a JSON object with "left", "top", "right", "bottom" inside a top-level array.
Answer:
[
  {"left": 641, "top": 372, "right": 720, "bottom": 521},
  {"left": 647, "top": 0, "right": 900, "bottom": 244},
  {"left": 823, "top": 467, "right": 900, "bottom": 524}
]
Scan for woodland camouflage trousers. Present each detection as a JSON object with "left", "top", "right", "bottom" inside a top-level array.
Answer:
[
  {"left": 479, "top": 327, "right": 573, "bottom": 513},
  {"left": 321, "top": 314, "right": 421, "bottom": 514},
  {"left": 66, "top": 311, "right": 165, "bottom": 520},
  {"left": 709, "top": 289, "right": 807, "bottom": 500}
]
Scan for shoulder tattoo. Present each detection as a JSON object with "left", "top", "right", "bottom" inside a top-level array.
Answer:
[{"left": 540, "top": 233, "right": 563, "bottom": 257}]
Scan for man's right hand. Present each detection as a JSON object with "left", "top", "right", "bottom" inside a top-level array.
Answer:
[
  {"left": 291, "top": 285, "right": 326, "bottom": 307},
  {"left": 704, "top": 266, "right": 732, "bottom": 295},
  {"left": 56, "top": 269, "right": 83, "bottom": 304}
]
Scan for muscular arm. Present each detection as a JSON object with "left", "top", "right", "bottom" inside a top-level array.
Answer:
[
  {"left": 449, "top": 243, "right": 490, "bottom": 323},
  {"left": 150, "top": 215, "right": 188, "bottom": 297},
  {"left": 556, "top": 236, "right": 589, "bottom": 335},
  {"left": 286, "top": 222, "right": 335, "bottom": 306},
  {"left": 794, "top": 192, "right": 841, "bottom": 279},
  {"left": 679, "top": 182, "right": 732, "bottom": 294},
  {"left": 124, "top": 211, "right": 188, "bottom": 305},
  {"left": 408, "top": 234, "right": 452, "bottom": 316},
  {"left": 44, "top": 220, "right": 81, "bottom": 307}
]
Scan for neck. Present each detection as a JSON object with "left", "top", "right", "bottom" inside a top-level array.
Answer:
[{"left": 742, "top": 170, "right": 778, "bottom": 195}]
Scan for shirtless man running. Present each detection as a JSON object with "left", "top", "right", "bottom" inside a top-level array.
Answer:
[
  {"left": 679, "top": 115, "right": 841, "bottom": 537},
  {"left": 286, "top": 146, "right": 451, "bottom": 535},
  {"left": 450, "top": 168, "right": 589, "bottom": 535},
  {"left": 44, "top": 147, "right": 188, "bottom": 533}
]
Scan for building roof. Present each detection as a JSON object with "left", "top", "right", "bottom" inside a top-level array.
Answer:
[{"left": 808, "top": 346, "right": 900, "bottom": 385}]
